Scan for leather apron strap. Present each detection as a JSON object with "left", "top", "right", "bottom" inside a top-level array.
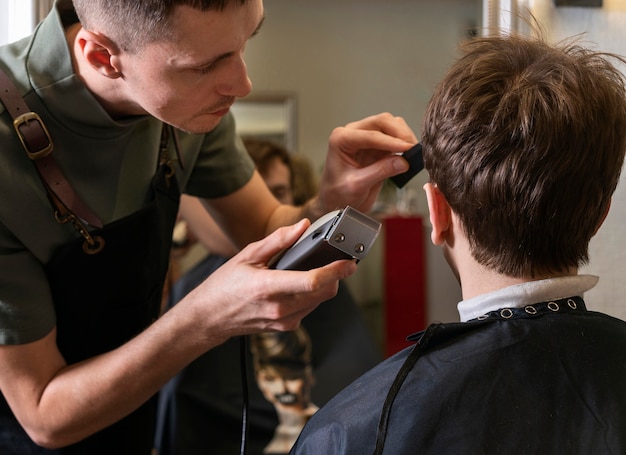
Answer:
[{"left": 0, "top": 67, "right": 103, "bottom": 230}]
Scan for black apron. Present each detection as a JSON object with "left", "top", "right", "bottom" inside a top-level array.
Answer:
[{"left": 0, "top": 159, "right": 180, "bottom": 454}]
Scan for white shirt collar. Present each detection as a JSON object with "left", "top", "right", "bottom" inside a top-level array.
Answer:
[{"left": 457, "top": 275, "right": 599, "bottom": 322}]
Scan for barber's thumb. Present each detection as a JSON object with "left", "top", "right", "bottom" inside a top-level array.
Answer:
[
  {"left": 252, "top": 218, "right": 310, "bottom": 265},
  {"left": 278, "top": 218, "right": 311, "bottom": 246},
  {"left": 391, "top": 155, "right": 410, "bottom": 175},
  {"left": 260, "top": 218, "right": 311, "bottom": 253}
]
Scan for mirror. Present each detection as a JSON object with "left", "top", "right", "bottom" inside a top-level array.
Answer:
[{"left": 231, "top": 92, "right": 297, "bottom": 153}]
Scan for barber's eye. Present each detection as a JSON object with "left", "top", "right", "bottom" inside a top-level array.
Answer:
[
  {"left": 197, "top": 55, "right": 231, "bottom": 74},
  {"left": 197, "top": 64, "right": 216, "bottom": 74}
]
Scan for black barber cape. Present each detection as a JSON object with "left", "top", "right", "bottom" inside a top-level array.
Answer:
[{"left": 290, "top": 297, "right": 626, "bottom": 455}]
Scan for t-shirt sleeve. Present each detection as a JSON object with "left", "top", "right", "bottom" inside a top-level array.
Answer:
[
  {"left": 0, "top": 221, "right": 56, "bottom": 345},
  {"left": 181, "top": 112, "right": 256, "bottom": 199}
]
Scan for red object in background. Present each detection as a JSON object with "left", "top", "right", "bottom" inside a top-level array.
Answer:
[{"left": 383, "top": 216, "right": 426, "bottom": 357}]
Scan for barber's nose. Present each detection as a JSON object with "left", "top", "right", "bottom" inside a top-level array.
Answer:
[{"left": 218, "top": 57, "right": 252, "bottom": 98}]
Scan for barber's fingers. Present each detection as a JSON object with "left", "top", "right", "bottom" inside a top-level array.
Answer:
[
  {"left": 253, "top": 263, "right": 357, "bottom": 332},
  {"left": 210, "top": 259, "right": 356, "bottom": 334},
  {"left": 345, "top": 112, "right": 416, "bottom": 139},
  {"left": 239, "top": 222, "right": 358, "bottom": 296},
  {"left": 225, "top": 218, "right": 358, "bottom": 303},
  {"left": 265, "top": 259, "right": 357, "bottom": 297},
  {"left": 332, "top": 112, "right": 417, "bottom": 153},
  {"left": 260, "top": 262, "right": 357, "bottom": 332}
]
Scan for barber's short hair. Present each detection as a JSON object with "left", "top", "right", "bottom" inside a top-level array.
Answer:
[
  {"left": 421, "top": 31, "right": 626, "bottom": 277},
  {"left": 72, "top": 0, "right": 249, "bottom": 52}
]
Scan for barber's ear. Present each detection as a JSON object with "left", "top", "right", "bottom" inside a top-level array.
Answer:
[
  {"left": 77, "top": 29, "right": 123, "bottom": 78},
  {"left": 423, "top": 183, "right": 451, "bottom": 246}
]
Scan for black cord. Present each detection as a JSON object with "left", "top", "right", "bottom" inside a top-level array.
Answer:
[{"left": 239, "top": 335, "right": 250, "bottom": 455}]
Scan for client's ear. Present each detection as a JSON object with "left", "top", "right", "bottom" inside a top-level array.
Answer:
[{"left": 423, "top": 183, "right": 451, "bottom": 246}]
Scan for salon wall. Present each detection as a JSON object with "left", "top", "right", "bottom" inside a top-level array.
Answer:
[
  {"left": 530, "top": 0, "right": 626, "bottom": 321},
  {"left": 244, "top": 0, "right": 481, "bottom": 336}
]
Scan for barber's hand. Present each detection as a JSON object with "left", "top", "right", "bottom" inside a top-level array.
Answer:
[
  {"left": 318, "top": 112, "right": 417, "bottom": 214},
  {"left": 183, "top": 219, "right": 357, "bottom": 343}
]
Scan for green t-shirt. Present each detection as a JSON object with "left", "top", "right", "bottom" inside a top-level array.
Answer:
[{"left": 0, "top": 3, "right": 255, "bottom": 344}]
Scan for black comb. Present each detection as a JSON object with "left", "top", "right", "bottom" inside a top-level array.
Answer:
[{"left": 390, "top": 143, "right": 424, "bottom": 188}]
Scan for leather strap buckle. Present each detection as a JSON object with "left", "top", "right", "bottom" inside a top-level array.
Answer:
[{"left": 13, "top": 111, "right": 54, "bottom": 159}]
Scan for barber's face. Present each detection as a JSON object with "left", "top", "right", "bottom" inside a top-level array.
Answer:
[{"left": 115, "top": 0, "right": 263, "bottom": 133}]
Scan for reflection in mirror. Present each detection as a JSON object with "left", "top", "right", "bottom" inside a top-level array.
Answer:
[{"left": 231, "top": 93, "right": 297, "bottom": 153}]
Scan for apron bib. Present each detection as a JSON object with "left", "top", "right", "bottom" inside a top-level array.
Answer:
[{"left": 1, "top": 161, "right": 180, "bottom": 455}]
